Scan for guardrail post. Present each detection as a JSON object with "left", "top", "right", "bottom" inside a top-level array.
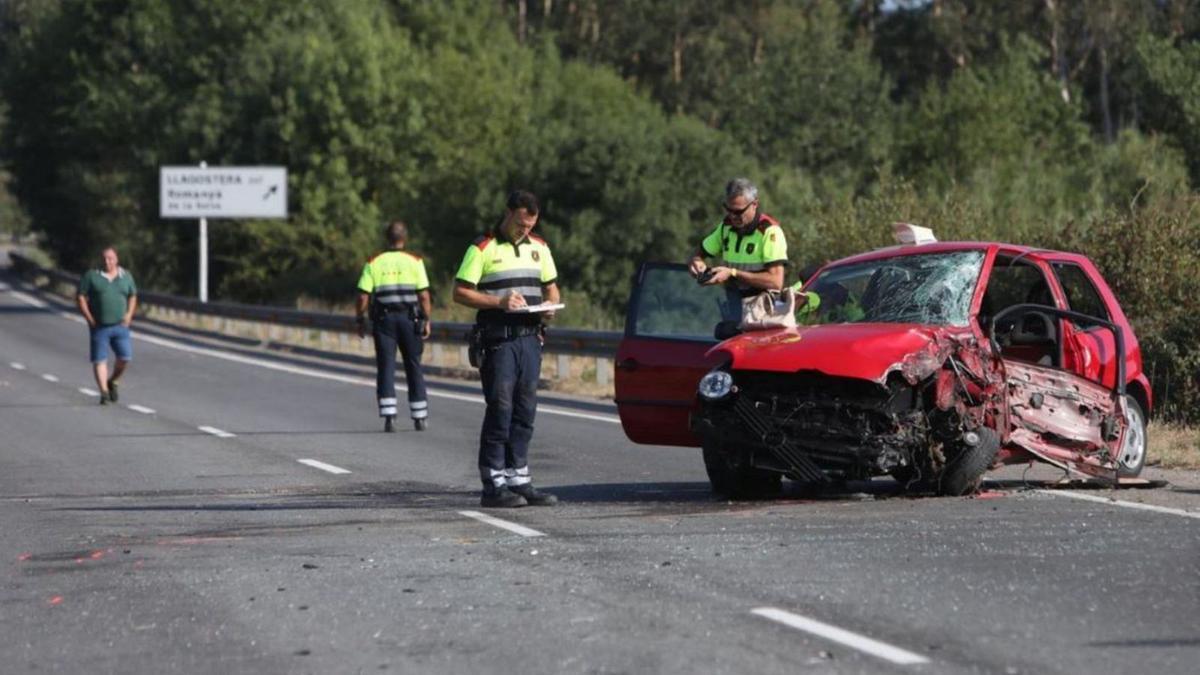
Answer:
[
  {"left": 556, "top": 354, "right": 570, "bottom": 380},
  {"left": 596, "top": 356, "right": 610, "bottom": 386}
]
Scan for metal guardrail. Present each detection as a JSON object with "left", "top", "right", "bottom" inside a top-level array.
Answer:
[{"left": 7, "top": 252, "right": 623, "bottom": 358}]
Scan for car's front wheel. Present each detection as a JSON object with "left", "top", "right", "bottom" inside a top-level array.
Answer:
[
  {"left": 1117, "top": 396, "right": 1148, "bottom": 478},
  {"left": 702, "top": 443, "right": 781, "bottom": 499},
  {"left": 936, "top": 427, "right": 1000, "bottom": 496}
]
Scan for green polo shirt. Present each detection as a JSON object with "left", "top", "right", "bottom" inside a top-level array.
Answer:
[{"left": 78, "top": 268, "right": 137, "bottom": 326}]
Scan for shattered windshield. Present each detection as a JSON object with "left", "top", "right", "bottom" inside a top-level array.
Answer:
[{"left": 801, "top": 250, "right": 984, "bottom": 327}]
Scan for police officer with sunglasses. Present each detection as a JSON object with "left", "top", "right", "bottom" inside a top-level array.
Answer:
[{"left": 688, "top": 178, "right": 788, "bottom": 312}]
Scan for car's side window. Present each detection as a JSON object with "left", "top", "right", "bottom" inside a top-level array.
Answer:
[
  {"left": 631, "top": 265, "right": 729, "bottom": 341},
  {"left": 980, "top": 258, "right": 1056, "bottom": 317},
  {"left": 982, "top": 257, "right": 1060, "bottom": 367},
  {"left": 1051, "top": 262, "right": 1110, "bottom": 328}
]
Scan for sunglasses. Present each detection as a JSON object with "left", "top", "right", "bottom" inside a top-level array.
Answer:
[{"left": 722, "top": 200, "right": 755, "bottom": 216}]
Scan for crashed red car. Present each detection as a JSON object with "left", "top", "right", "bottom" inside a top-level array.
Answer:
[{"left": 614, "top": 240, "right": 1151, "bottom": 497}]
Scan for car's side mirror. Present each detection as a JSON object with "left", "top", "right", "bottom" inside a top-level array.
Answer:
[{"left": 714, "top": 320, "right": 741, "bottom": 341}]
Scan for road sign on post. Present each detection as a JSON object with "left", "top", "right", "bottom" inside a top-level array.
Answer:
[{"left": 160, "top": 165, "right": 288, "bottom": 302}]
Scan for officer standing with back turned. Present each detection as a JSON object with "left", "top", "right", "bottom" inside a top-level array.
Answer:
[
  {"left": 356, "top": 221, "right": 432, "bottom": 432},
  {"left": 453, "top": 190, "right": 560, "bottom": 508}
]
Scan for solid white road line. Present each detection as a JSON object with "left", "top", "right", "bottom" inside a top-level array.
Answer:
[
  {"left": 458, "top": 510, "right": 547, "bottom": 538},
  {"left": 751, "top": 607, "right": 930, "bottom": 666},
  {"left": 127, "top": 404, "right": 156, "bottom": 414},
  {"left": 197, "top": 425, "right": 236, "bottom": 439},
  {"left": 9, "top": 362, "right": 26, "bottom": 370},
  {"left": 297, "top": 458, "right": 352, "bottom": 475},
  {"left": 40, "top": 373, "right": 59, "bottom": 382},
  {"left": 3, "top": 286, "right": 621, "bottom": 425},
  {"left": 78, "top": 387, "right": 99, "bottom": 396},
  {"left": 1037, "top": 489, "right": 1200, "bottom": 520}
]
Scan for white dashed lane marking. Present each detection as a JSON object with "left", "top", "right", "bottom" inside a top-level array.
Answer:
[
  {"left": 127, "top": 404, "right": 156, "bottom": 414},
  {"left": 297, "top": 459, "right": 352, "bottom": 475},
  {"left": 40, "top": 373, "right": 59, "bottom": 382},
  {"left": 197, "top": 425, "right": 236, "bottom": 439},
  {"left": 9, "top": 362, "right": 26, "bottom": 370},
  {"left": 458, "top": 510, "right": 546, "bottom": 538},
  {"left": 78, "top": 387, "right": 99, "bottom": 396},
  {"left": 751, "top": 607, "right": 930, "bottom": 666}
]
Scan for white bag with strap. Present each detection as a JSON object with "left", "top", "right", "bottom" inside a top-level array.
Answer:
[{"left": 738, "top": 288, "right": 799, "bottom": 331}]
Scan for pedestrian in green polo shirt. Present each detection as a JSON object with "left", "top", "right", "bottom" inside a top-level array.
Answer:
[{"left": 77, "top": 246, "right": 138, "bottom": 405}]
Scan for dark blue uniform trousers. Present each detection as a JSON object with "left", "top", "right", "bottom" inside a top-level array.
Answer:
[
  {"left": 372, "top": 309, "right": 428, "bottom": 420},
  {"left": 478, "top": 334, "right": 541, "bottom": 489}
]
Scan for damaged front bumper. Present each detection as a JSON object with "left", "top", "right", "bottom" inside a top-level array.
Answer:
[{"left": 691, "top": 371, "right": 938, "bottom": 481}]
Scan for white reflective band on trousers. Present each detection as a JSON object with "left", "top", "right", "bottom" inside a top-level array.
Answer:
[
  {"left": 410, "top": 399, "right": 428, "bottom": 420},
  {"left": 483, "top": 467, "right": 507, "bottom": 488},
  {"left": 378, "top": 396, "right": 398, "bottom": 417},
  {"left": 504, "top": 466, "right": 531, "bottom": 486}
]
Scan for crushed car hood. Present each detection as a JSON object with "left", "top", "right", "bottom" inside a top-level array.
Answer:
[{"left": 709, "top": 323, "right": 971, "bottom": 385}]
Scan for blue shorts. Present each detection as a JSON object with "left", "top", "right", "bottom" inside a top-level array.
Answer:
[{"left": 90, "top": 324, "right": 133, "bottom": 363}]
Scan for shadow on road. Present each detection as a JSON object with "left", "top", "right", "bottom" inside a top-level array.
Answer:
[
  {"left": 0, "top": 305, "right": 50, "bottom": 314},
  {"left": 1088, "top": 638, "right": 1200, "bottom": 648}
]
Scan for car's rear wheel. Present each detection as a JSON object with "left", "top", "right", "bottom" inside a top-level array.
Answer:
[
  {"left": 936, "top": 427, "right": 1000, "bottom": 496},
  {"left": 1117, "top": 395, "right": 1147, "bottom": 478},
  {"left": 702, "top": 443, "right": 782, "bottom": 499}
]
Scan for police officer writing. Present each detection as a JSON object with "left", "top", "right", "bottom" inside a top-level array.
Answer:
[
  {"left": 453, "top": 190, "right": 560, "bottom": 508},
  {"left": 356, "top": 221, "right": 432, "bottom": 432},
  {"left": 688, "top": 178, "right": 787, "bottom": 299}
]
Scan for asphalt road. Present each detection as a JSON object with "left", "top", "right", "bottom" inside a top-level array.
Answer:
[{"left": 2, "top": 265, "right": 1198, "bottom": 675}]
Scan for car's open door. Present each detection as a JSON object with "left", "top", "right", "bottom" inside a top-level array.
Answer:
[
  {"left": 614, "top": 262, "right": 731, "bottom": 447},
  {"left": 990, "top": 304, "right": 1128, "bottom": 482}
]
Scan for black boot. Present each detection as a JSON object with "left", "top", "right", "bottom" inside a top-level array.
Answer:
[
  {"left": 480, "top": 485, "right": 527, "bottom": 508},
  {"left": 414, "top": 418, "right": 427, "bottom": 431},
  {"left": 383, "top": 415, "right": 395, "bottom": 433},
  {"left": 508, "top": 483, "right": 559, "bottom": 506}
]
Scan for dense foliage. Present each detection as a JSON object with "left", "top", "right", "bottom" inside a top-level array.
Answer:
[{"left": 1, "top": 0, "right": 1198, "bottom": 418}]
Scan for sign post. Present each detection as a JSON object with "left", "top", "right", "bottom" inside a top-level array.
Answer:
[{"left": 159, "top": 164, "right": 288, "bottom": 302}]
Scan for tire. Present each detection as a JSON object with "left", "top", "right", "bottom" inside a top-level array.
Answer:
[
  {"left": 702, "top": 442, "right": 734, "bottom": 495},
  {"left": 936, "top": 427, "right": 1000, "bottom": 497},
  {"left": 702, "top": 443, "right": 782, "bottom": 499},
  {"left": 1117, "top": 395, "right": 1148, "bottom": 478},
  {"left": 890, "top": 464, "right": 923, "bottom": 490}
]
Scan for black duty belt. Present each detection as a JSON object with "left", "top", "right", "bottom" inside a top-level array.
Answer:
[{"left": 477, "top": 324, "right": 542, "bottom": 341}]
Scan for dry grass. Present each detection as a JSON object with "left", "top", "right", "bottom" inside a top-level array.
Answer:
[{"left": 1147, "top": 423, "right": 1200, "bottom": 469}]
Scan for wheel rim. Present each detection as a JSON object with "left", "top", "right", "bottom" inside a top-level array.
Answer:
[{"left": 1119, "top": 403, "right": 1146, "bottom": 470}]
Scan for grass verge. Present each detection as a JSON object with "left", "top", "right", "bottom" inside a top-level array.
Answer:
[{"left": 1148, "top": 423, "right": 1200, "bottom": 470}]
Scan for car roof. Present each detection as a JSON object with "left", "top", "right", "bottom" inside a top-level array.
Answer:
[{"left": 825, "top": 241, "right": 1087, "bottom": 268}]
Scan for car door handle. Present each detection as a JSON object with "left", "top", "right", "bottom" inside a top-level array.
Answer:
[{"left": 617, "top": 358, "right": 638, "bottom": 371}]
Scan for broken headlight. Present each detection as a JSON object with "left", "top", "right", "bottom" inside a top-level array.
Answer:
[{"left": 698, "top": 370, "right": 734, "bottom": 401}]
